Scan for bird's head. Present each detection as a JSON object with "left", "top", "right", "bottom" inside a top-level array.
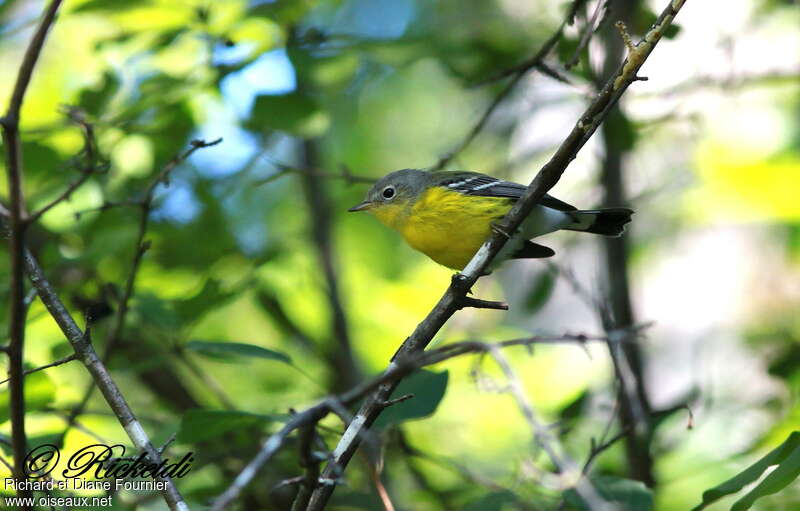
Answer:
[{"left": 348, "top": 169, "right": 427, "bottom": 228}]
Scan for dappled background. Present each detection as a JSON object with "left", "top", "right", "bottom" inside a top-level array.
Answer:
[{"left": 1, "top": 0, "right": 799, "bottom": 510}]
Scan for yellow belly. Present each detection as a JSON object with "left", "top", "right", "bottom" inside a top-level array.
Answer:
[{"left": 399, "top": 187, "right": 513, "bottom": 269}]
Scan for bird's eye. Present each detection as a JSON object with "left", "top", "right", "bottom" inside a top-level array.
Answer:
[{"left": 382, "top": 186, "right": 395, "bottom": 199}]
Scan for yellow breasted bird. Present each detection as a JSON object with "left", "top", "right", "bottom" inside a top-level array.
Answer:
[{"left": 348, "top": 169, "right": 633, "bottom": 270}]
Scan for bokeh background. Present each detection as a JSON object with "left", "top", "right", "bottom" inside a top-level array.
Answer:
[{"left": 1, "top": 0, "right": 799, "bottom": 510}]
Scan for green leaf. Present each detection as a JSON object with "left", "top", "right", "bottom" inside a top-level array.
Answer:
[
  {"left": 604, "top": 110, "right": 636, "bottom": 152},
  {"left": 464, "top": 490, "right": 517, "bottom": 511},
  {"left": 731, "top": 444, "right": 800, "bottom": 510},
  {"left": 564, "top": 476, "right": 653, "bottom": 511},
  {"left": 173, "top": 279, "right": 236, "bottom": 322},
  {"left": 374, "top": 370, "right": 449, "bottom": 429},
  {"left": 177, "top": 409, "right": 273, "bottom": 443},
  {"left": 186, "top": 341, "right": 292, "bottom": 365},
  {"left": 559, "top": 390, "right": 589, "bottom": 424},
  {"left": 74, "top": 0, "right": 153, "bottom": 12},
  {"left": 78, "top": 71, "right": 120, "bottom": 116},
  {"left": 693, "top": 431, "right": 800, "bottom": 510},
  {"left": 245, "top": 92, "right": 329, "bottom": 136},
  {"left": 0, "top": 371, "right": 56, "bottom": 423},
  {"left": 525, "top": 271, "right": 555, "bottom": 313}
]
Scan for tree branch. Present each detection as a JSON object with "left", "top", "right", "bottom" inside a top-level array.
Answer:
[
  {"left": 26, "top": 109, "right": 105, "bottom": 224},
  {"left": 209, "top": 331, "right": 620, "bottom": 511},
  {"left": 1, "top": 1, "right": 63, "bottom": 504},
  {"left": 22, "top": 249, "right": 191, "bottom": 511},
  {"left": 304, "top": 2, "right": 687, "bottom": 508},
  {"left": 433, "top": 0, "right": 585, "bottom": 170},
  {"left": 0, "top": 353, "right": 78, "bottom": 385}
]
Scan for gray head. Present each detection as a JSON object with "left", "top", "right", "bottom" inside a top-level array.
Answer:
[{"left": 348, "top": 169, "right": 429, "bottom": 212}]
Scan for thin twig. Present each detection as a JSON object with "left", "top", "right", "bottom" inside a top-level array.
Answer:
[
  {"left": 566, "top": 0, "right": 608, "bottom": 69},
  {"left": 254, "top": 160, "right": 375, "bottom": 187},
  {"left": 487, "top": 346, "right": 609, "bottom": 509},
  {"left": 27, "top": 110, "right": 105, "bottom": 224},
  {"left": 289, "top": 422, "right": 322, "bottom": 511},
  {"left": 434, "top": 0, "right": 585, "bottom": 170},
  {"left": 53, "top": 139, "right": 222, "bottom": 476},
  {"left": 209, "top": 331, "right": 616, "bottom": 511},
  {"left": 105, "top": 138, "right": 223, "bottom": 358},
  {"left": 0, "top": 353, "right": 78, "bottom": 385}
]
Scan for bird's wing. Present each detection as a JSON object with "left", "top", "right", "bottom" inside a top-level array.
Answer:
[{"left": 435, "top": 171, "right": 577, "bottom": 211}]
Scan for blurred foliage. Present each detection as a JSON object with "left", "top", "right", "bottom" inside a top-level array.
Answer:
[{"left": 1, "top": 0, "right": 799, "bottom": 510}]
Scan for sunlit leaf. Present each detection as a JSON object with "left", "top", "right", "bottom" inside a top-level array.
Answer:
[{"left": 0, "top": 371, "right": 56, "bottom": 423}]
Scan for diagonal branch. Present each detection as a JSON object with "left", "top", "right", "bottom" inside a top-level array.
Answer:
[
  {"left": 305, "top": 2, "right": 688, "bottom": 509},
  {"left": 209, "top": 331, "right": 624, "bottom": 511},
  {"left": 23, "top": 249, "right": 191, "bottom": 511},
  {"left": 433, "top": 0, "right": 585, "bottom": 170}
]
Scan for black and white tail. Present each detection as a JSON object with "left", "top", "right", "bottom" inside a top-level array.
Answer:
[{"left": 564, "top": 208, "right": 634, "bottom": 237}]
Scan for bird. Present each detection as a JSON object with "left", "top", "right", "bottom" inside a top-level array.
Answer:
[{"left": 348, "top": 169, "right": 633, "bottom": 270}]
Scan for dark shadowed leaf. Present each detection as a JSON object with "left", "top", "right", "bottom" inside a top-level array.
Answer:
[
  {"left": 564, "top": 476, "right": 653, "bottom": 511},
  {"left": 605, "top": 110, "right": 636, "bottom": 152},
  {"left": 246, "top": 92, "right": 328, "bottom": 136},
  {"left": 173, "top": 279, "right": 236, "bottom": 322},
  {"left": 464, "top": 490, "right": 517, "bottom": 511},
  {"left": 78, "top": 71, "right": 120, "bottom": 116},
  {"left": 177, "top": 409, "right": 274, "bottom": 443},
  {"left": 731, "top": 444, "right": 800, "bottom": 510},
  {"left": 693, "top": 431, "right": 800, "bottom": 510},
  {"left": 525, "top": 271, "right": 555, "bottom": 313},
  {"left": 186, "top": 341, "right": 292, "bottom": 365},
  {"left": 559, "top": 390, "right": 589, "bottom": 424},
  {"left": 374, "top": 370, "right": 449, "bottom": 429}
]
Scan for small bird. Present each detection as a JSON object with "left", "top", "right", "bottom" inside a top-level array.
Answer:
[{"left": 349, "top": 169, "right": 633, "bottom": 270}]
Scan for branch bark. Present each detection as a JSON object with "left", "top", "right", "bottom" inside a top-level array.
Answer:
[
  {"left": 1, "top": 1, "right": 63, "bottom": 505},
  {"left": 305, "top": 1, "right": 687, "bottom": 508},
  {"left": 209, "top": 331, "right": 628, "bottom": 511},
  {"left": 23, "top": 249, "right": 191, "bottom": 511}
]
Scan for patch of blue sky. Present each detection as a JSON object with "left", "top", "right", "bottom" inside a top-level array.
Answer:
[
  {"left": 310, "top": 0, "right": 414, "bottom": 40},
  {"left": 232, "top": 219, "right": 270, "bottom": 256},
  {"left": 152, "top": 179, "right": 201, "bottom": 224},
  {"left": 220, "top": 49, "right": 297, "bottom": 119},
  {"left": 189, "top": 95, "right": 260, "bottom": 178}
]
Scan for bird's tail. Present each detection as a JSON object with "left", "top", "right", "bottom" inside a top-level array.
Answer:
[{"left": 563, "top": 208, "right": 634, "bottom": 237}]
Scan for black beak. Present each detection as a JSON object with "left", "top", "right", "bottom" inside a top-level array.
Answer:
[{"left": 348, "top": 201, "right": 372, "bottom": 212}]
